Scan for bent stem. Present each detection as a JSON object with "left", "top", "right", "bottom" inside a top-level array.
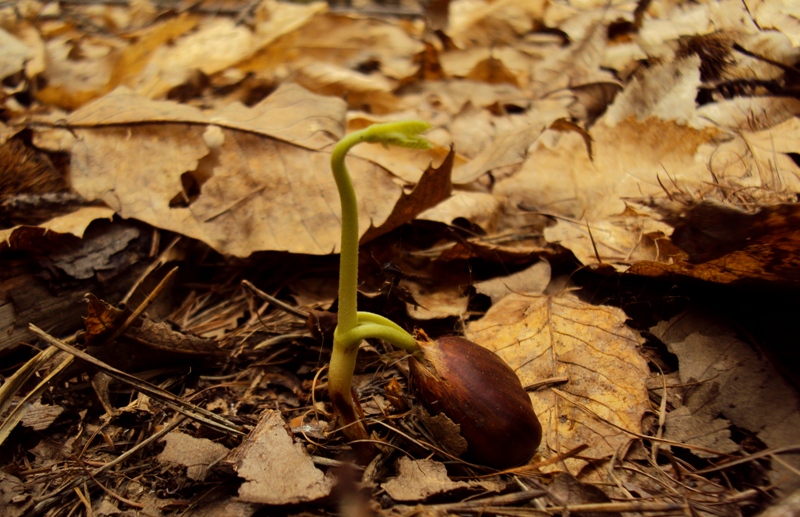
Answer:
[{"left": 328, "top": 121, "right": 432, "bottom": 447}]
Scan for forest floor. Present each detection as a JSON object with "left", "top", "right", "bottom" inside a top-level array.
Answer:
[{"left": 1, "top": 0, "right": 799, "bottom": 516}]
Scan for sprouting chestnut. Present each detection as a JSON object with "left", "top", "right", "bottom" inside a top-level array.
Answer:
[{"left": 409, "top": 335, "right": 542, "bottom": 469}]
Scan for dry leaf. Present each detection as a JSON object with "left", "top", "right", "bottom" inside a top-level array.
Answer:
[
  {"left": 131, "top": 17, "right": 253, "bottom": 98},
  {"left": 234, "top": 410, "right": 333, "bottom": 504},
  {"left": 0, "top": 206, "right": 116, "bottom": 247},
  {"left": 603, "top": 56, "right": 702, "bottom": 126},
  {"left": 745, "top": 0, "right": 800, "bottom": 46},
  {"left": 401, "top": 279, "right": 468, "bottom": 320},
  {"left": 20, "top": 401, "right": 64, "bottom": 431},
  {"left": 0, "top": 28, "right": 33, "bottom": 79},
  {"left": 381, "top": 457, "right": 503, "bottom": 501},
  {"left": 475, "top": 261, "right": 551, "bottom": 304},
  {"left": 67, "top": 86, "right": 432, "bottom": 256},
  {"left": 0, "top": 471, "right": 31, "bottom": 517},
  {"left": 466, "top": 293, "right": 649, "bottom": 472},
  {"left": 158, "top": 431, "right": 230, "bottom": 481},
  {"left": 652, "top": 310, "right": 800, "bottom": 494},
  {"left": 448, "top": 0, "right": 547, "bottom": 48},
  {"left": 663, "top": 382, "right": 739, "bottom": 457},
  {"left": 242, "top": 13, "right": 423, "bottom": 82},
  {"left": 419, "top": 189, "right": 502, "bottom": 232},
  {"left": 495, "top": 118, "right": 723, "bottom": 266},
  {"left": 629, "top": 201, "right": 800, "bottom": 284},
  {"left": 361, "top": 147, "right": 454, "bottom": 242},
  {"left": 295, "top": 62, "right": 400, "bottom": 114}
]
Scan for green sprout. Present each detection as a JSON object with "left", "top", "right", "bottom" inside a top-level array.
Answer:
[{"left": 328, "top": 121, "right": 432, "bottom": 445}]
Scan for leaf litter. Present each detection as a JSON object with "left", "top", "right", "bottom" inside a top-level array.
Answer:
[{"left": 1, "top": 0, "right": 799, "bottom": 515}]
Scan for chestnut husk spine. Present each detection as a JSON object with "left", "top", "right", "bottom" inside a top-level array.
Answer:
[{"left": 409, "top": 335, "right": 542, "bottom": 469}]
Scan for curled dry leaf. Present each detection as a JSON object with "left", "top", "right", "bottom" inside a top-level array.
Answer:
[
  {"left": 465, "top": 293, "right": 649, "bottom": 472},
  {"left": 0, "top": 206, "right": 116, "bottom": 248}
]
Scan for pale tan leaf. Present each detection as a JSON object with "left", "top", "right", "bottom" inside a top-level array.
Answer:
[
  {"left": 243, "top": 13, "right": 423, "bottom": 82},
  {"left": 36, "top": 34, "right": 119, "bottom": 109},
  {"left": 0, "top": 27, "right": 34, "bottom": 79},
  {"left": 652, "top": 310, "right": 800, "bottom": 493},
  {"left": 294, "top": 62, "right": 400, "bottom": 114},
  {"left": 530, "top": 14, "right": 612, "bottom": 97},
  {"left": 235, "top": 411, "right": 333, "bottom": 504},
  {"left": 401, "top": 279, "right": 468, "bottom": 320},
  {"left": 381, "top": 457, "right": 503, "bottom": 502},
  {"left": 157, "top": 431, "right": 230, "bottom": 481},
  {"left": 744, "top": 0, "right": 800, "bottom": 46},
  {"left": 68, "top": 83, "right": 344, "bottom": 150},
  {"left": 725, "top": 31, "right": 798, "bottom": 81},
  {"left": 494, "top": 118, "right": 723, "bottom": 265},
  {"left": 419, "top": 189, "right": 502, "bottom": 232},
  {"left": 475, "top": 261, "right": 551, "bottom": 304},
  {"left": 63, "top": 85, "right": 414, "bottom": 257},
  {"left": 696, "top": 97, "right": 800, "bottom": 132},
  {"left": 0, "top": 206, "right": 116, "bottom": 246},
  {"left": 131, "top": 17, "right": 253, "bottom": 98},
  {"left": 448, "top": 0, "right": 547, "bottom": 48},
  {"left": 453, "top": 122, "right": 544, "bottom": 184},
  {"left": 71, "top": 123, "right": 400, "bottom": 256},
  {"left": 466, "top": 293, "right": 649, "bottom": 472},
  {"left": 604, "top": 56, "right": 701, "bottom": 127}
]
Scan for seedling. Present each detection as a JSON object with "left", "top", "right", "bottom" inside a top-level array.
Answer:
[
  {"left": 328, "top": 121, "right": 541, "bottom": 468},
  {"left": 327, "top": 121, "right": 429, "bottom": 443}
]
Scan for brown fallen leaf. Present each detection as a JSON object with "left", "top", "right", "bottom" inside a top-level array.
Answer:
[
  {"left": 0, "top": 28, "right": 33, "bottom": 80},
  {"left": 629, "top": 201, "right": 800, "bottom": 284},
  {"left": 0, "top": 471, "right": 32, "bottom": 517},
  {"left": 0, "top": 206, "right": 116, "bottom": 249},
  {"left": 662, "top": 382, "right": 739, "bottom": 458},
  {"left": 475, "top": 260, "right": 551, "bottom": 304},
  {"left": 67, "top": 85, "right": 430, "bottom": 256},
  {"left": 466, "top": 293, "right": 649, "bottom": 473},
  {"left": 20, "top": 401, "right": 64, "bottom": 432},
  {"left": 83, "top": 294, "right": 221, "bottom": 357},
  {"left": 361, "top": 146, "right": 454, "bottom": 243},
  {"left": 652, "top": 310, "right": 800, "bottom": 494},
  {"left": 495, "top": 117, "right": 723, "bottom": 267},
  {"left": 447, "top": 0, "right": 547, "bottom": 48},
  {"left": 381, "top": 457, "right": 504, "bottom": 502},
  {"left": 158, "top": 431, "right": 230, "bottom": 481},
  {"left": 232, "top": 410, "right": 333, "bottom": 504}
]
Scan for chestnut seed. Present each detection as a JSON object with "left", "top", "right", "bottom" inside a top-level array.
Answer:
[{"left": 409, "top": 335, "right": 542, "bottom": 469}]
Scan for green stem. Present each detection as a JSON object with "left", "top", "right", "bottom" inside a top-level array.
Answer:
[
  {"left": 328, "top": 120, "right": 432, "bottom": 446},
  {"left": 340, "top": 321, "right": 418, "bottom": 353}
]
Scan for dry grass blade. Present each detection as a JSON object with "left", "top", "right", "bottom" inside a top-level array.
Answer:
[
  {"left": 0, "top": 346, "right": 59, "bottom": 418},
  {"left": 28, "top": 324, "right": 246, "bottom": 436},
  {"left": 0, "top": 350, "right": 73, "bottom": 445}
]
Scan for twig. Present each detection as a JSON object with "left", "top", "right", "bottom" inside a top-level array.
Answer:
[{"left": 242, "top": 279, "right": 308, "bottom": 319}]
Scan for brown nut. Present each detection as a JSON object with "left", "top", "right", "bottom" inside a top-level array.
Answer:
[{"left": 409, "top": 335, "right": 542, "bottom": 469}]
